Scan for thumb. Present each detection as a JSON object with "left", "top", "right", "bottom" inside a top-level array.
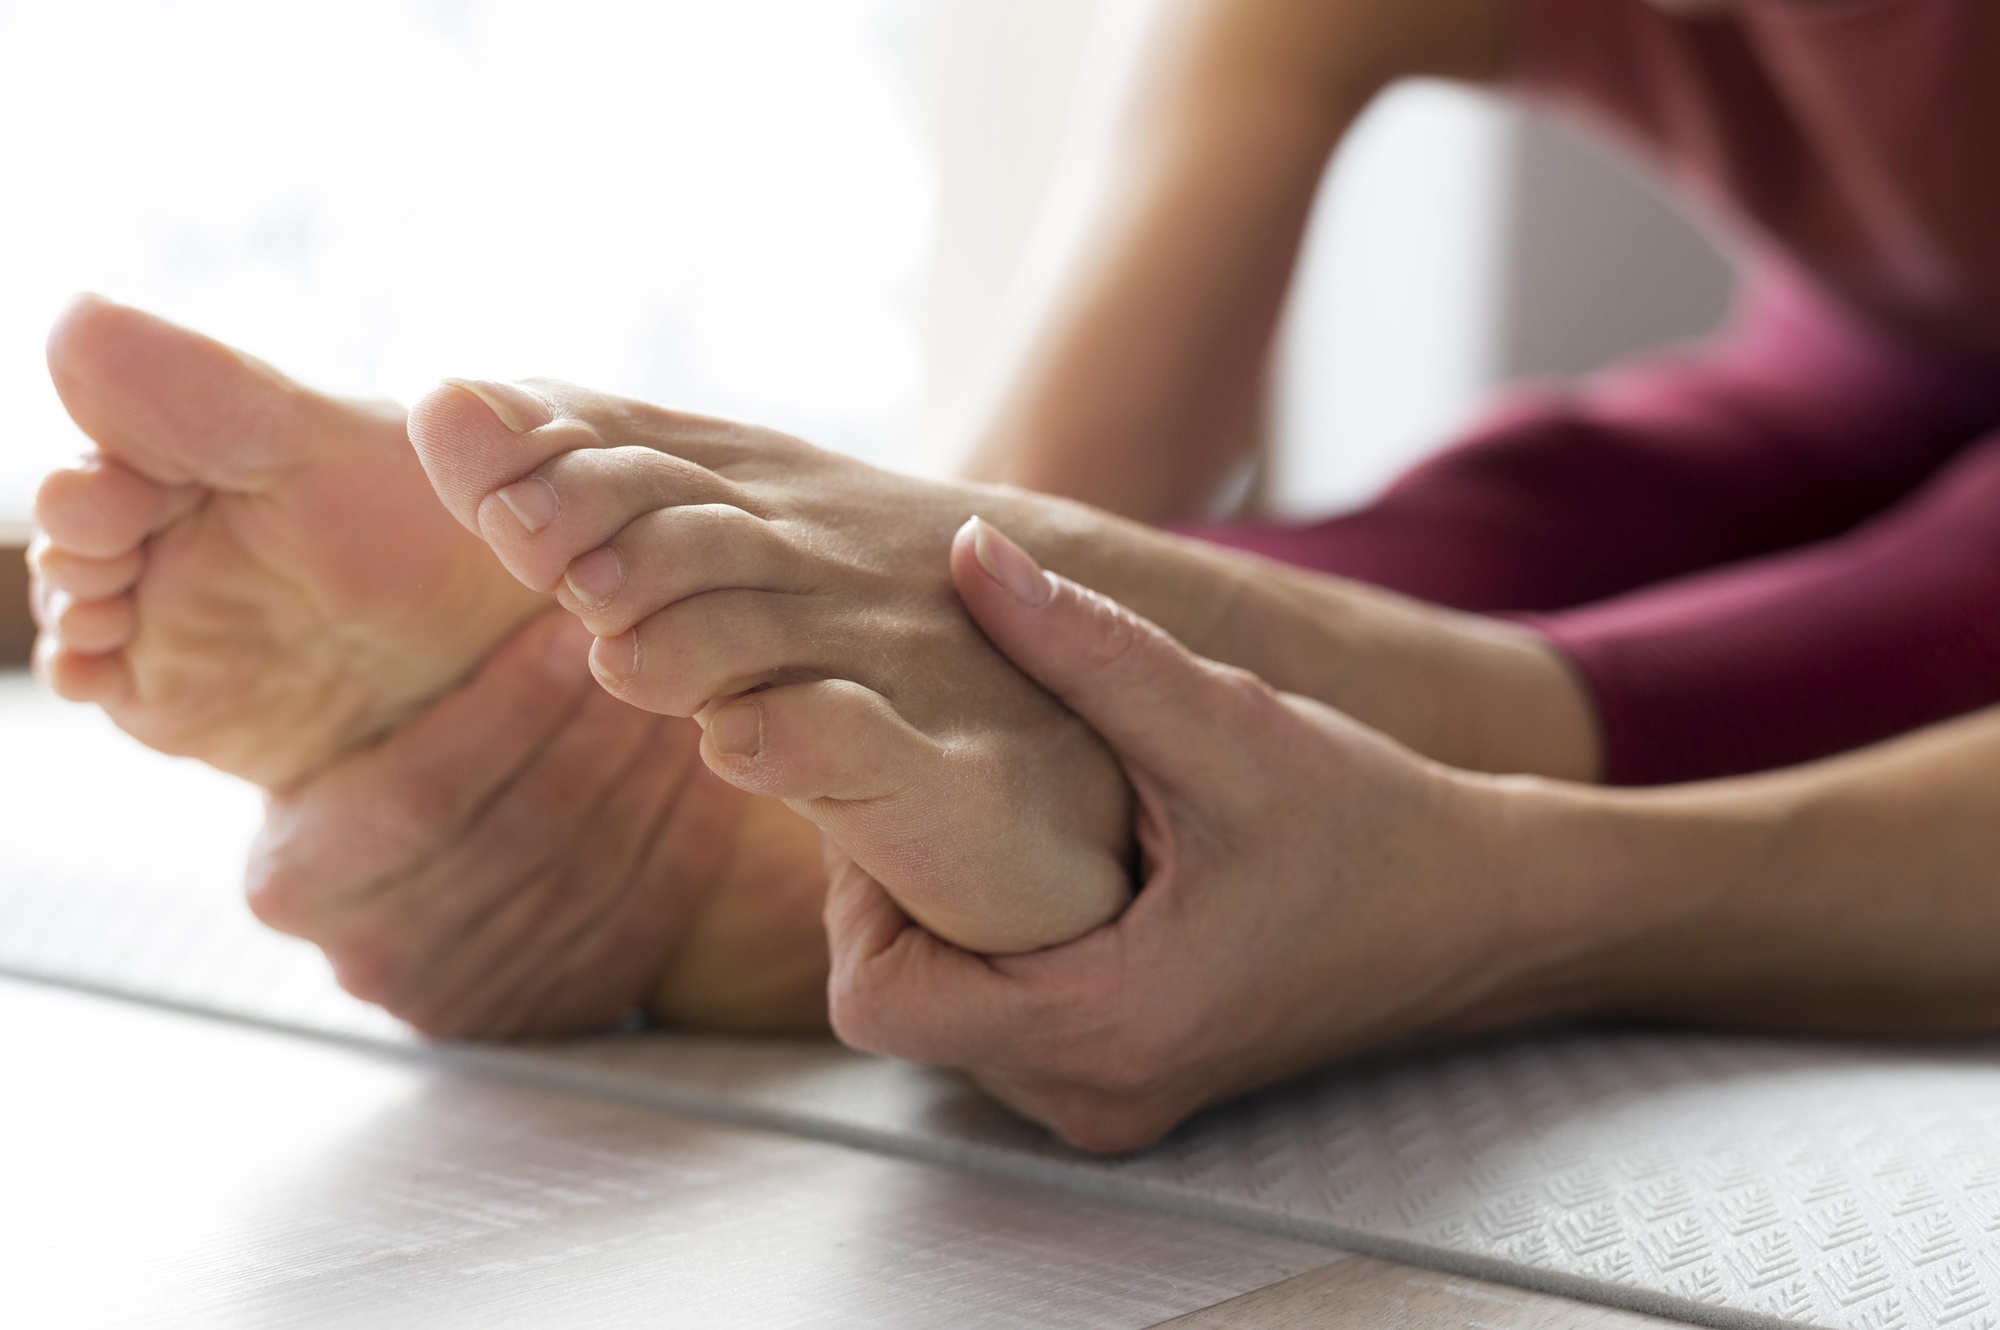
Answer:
[{"left": 950, "top": 516, "right": 1259, "bottom": 783}]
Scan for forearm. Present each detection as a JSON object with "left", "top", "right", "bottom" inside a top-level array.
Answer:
[
  {"left": 1006, "top": 489, "right": 1598, "bottom": 777},
  {"left": 963, "top": 90, "right": 1340, "bottom": 520},
  {"left": 1495, "top": 708, "right": 2000, "bottom": 1034},
  {"left": 964, "top": 0, "right": 1509, "bottom": 523}
]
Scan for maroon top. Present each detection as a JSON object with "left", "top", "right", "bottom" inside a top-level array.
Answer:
[
  {"left": 1515, "top": 0, "right": 2000, "bottom": 358},
  {"left": 1191, "top": 0, "right": 2000, "bottom": 783}
]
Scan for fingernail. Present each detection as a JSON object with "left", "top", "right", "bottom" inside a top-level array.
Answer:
[
  {"left": 544, "top": 616, "right": 593, "bottom": 681},
  {"left": 708, "top": 700, "right": 763, "bottom": 758},
  {"left": 564, "top": 545, "right": 624, "bottom": 607},
  {"left": 495, "top": 476, "right": 560, "bottom": 533},
  {"left": 443, "top": 378, "right": 554, "bottom": 433},
  {"left": 590, "top": 630, "right": 640, "bottom": 683},
  {"left": 969, "top": 516, "right": 1051, "bottom": 607}
]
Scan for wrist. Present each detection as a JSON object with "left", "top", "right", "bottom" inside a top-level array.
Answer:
[
  {"left": 1205, "top": 562, "right": 1604, "bottom": 779},
  {"left": 1449, "top": 771, "right": 1784, "bottom": 1030}
]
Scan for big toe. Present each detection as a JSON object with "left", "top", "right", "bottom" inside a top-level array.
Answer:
[
  {"left": 407, "top": 378, "right": 576, "bottom": 530},
  {"left": 46, "top": 294, "right": 334, "bottom": 491}
]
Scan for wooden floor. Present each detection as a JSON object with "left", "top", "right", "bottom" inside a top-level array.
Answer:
[
  {"left": 0, "top": 543, "right": 30, "bottom": 667},
  {"left": 0, "top": 976, "right": 1696, "bottom": 1328}
]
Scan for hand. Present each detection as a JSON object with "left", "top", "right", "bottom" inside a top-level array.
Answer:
[
  {"left": 248, "top": 609, "right": 831, "bottom": 1037},
  {"left": 824, "top": 522, "right": 1559, "bottom": 1151}
]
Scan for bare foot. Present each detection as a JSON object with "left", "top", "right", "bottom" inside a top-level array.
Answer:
[
  {"left": 28, "top": 299, "right": 833, "bottom": 1035},
  {"left": 244, "top": 608, "right": 833, "bottom": 1037},
  {"left": 31, "top": 297, "right": 547, "bottom": 791},
  {"left": 405, "top": 378, "right": 1137, "bottom": 954}
]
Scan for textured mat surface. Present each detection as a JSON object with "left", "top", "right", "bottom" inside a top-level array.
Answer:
[{"left": 8, "top": 676, "right": 2000, "bottom": 1330}]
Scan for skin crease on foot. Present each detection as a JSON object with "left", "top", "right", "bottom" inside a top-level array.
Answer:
[{"left": 404, "top": 377, "right": 1138, "bottom": 955}]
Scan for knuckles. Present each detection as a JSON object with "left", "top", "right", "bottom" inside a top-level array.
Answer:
[
  {"left": 1069, "top": 586, "right": 1148, "bottom": 673},
  {"left": 823, "top": 989, "right": 877, "bottom": 1054},
  {"left": 828, "top": 947, "right": 1203, "bottom": 1144},
  {"left": 1200, "top": 659, "right": 1286, "bottom": 728},
  {"left": 824, "top": 966, "right": 903, "bottom": 1058}
]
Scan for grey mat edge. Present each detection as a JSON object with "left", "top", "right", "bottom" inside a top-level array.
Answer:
[{"left": 2, "top": 961, "right": 1755, "bottom": 1330}]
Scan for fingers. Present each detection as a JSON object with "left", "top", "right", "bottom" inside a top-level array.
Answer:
[
  {"left": 950, "top": 517, "right": 1266, "bottom": 787},
  {"left": 970, "top": 1071, "right": 1188, "bottom": 1155},
  {"left": 822, "top": 851, "right": 1022, "bottom": 1065}
]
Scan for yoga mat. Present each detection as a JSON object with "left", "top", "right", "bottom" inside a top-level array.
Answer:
[{"left": 7, "top": 676, "right": 1998, "bottom": 1330}]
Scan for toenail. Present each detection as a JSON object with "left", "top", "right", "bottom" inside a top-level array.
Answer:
[
  {"left": 496, "top": 477, "right": 560, "bottom": 533},
  {"left": 565, "top": 546, "right": 625, "bottom": 607},
  {"left": 443, "top": 378, "right": 554, "bottom": 433},
  {"left": 709, "top": 701, "right": 763, "bottom": 759},
  {"left": 590, "top": 630, "right": 641, "bottom": 684}
]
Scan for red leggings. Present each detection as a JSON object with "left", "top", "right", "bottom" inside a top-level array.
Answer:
[{"left": 1193, "top": 268, "right": 2000, "bottom": 784}]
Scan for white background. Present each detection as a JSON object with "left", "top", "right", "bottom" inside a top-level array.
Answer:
[{"left": 0, "top": 0, "right": 1729, "bottom": 534}]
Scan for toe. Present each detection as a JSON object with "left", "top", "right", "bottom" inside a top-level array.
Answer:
[
  {"left": 556, "top": 503, "right": 804, "bottom": 639},
  {"left": 585, "top": 589, "right": 834, "bottom": 718},
  {"left": 469, "top": 445, "right": 746, "bottom": 595},
  {"left": 47, "top": 294, "right": 337, "bottom": 490},
  {"left": 27, "top": 535, "right": 144, "bottom": 601},
  {"left": 407, "top": 379, "right": 593, "bottom": 531},
  {"left": 42, "top": 593, "right": 135, "bottom": 654},
  {"left": 518, "top": 377, "right": 779, "bottom": 475},
  {"left": 33, "top": 457, "right": 188, "bottom": 559},
  {"left": 33, "top": 634, "right": 129, "bottom": 705},
  {"left": 409, "top": 378, "right": 781, "bottom": 538},
  {"left": 700, "top": 678, "right": 935, "bottom": 804}
]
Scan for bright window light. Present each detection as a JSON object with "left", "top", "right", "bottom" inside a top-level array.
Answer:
[
  {"left": 0, "top": 0, "right": 935, "bottom": 521},
  {"left": 0, "top": 0, "right": 1521, "bottom": 536}
]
